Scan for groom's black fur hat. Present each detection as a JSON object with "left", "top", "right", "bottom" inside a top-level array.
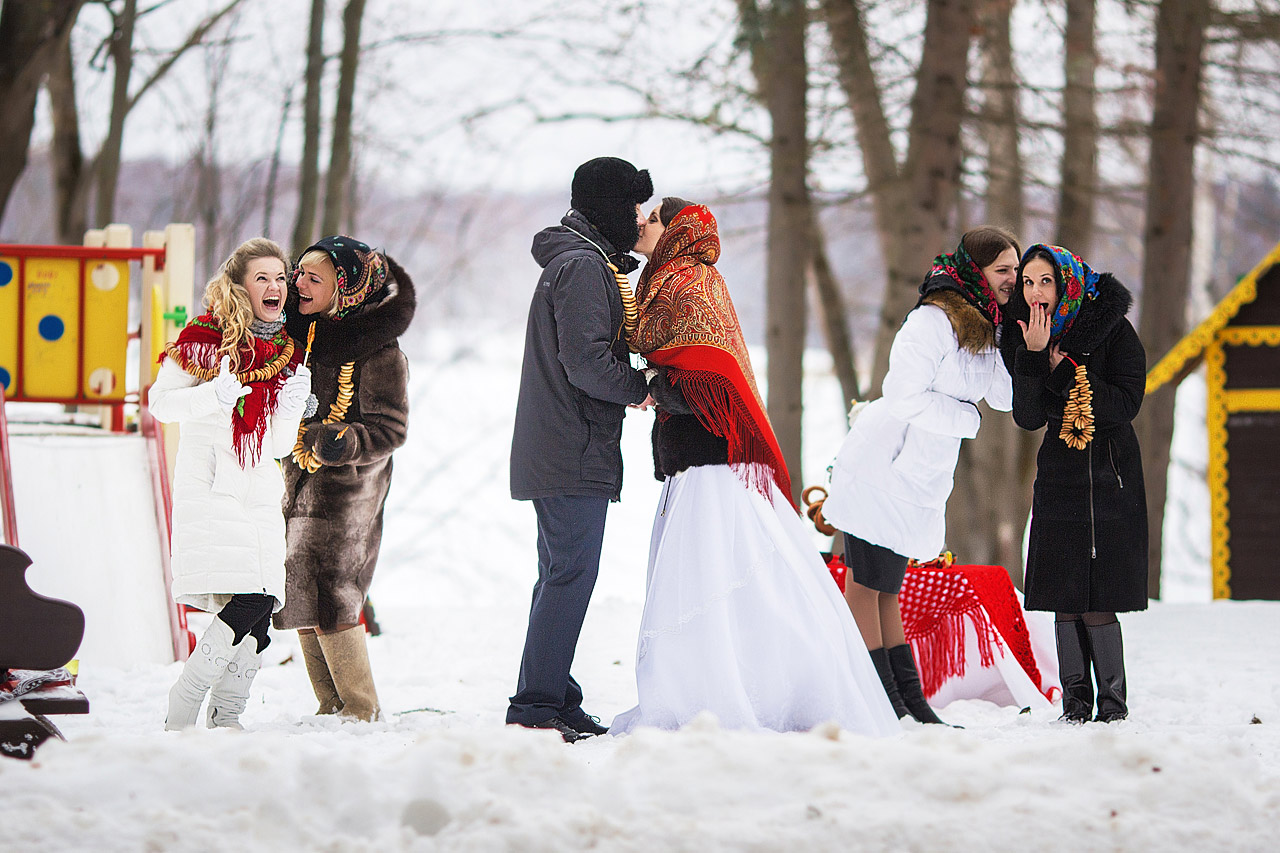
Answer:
[{"left": 571, "top": 157, "right": 653, "bottom": 256}]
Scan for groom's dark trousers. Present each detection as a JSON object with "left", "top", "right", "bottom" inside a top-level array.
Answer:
[{"left": 506, "top": 494, "right": 610, "bottom": 725}]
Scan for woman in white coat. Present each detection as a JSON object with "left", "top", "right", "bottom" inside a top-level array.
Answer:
[
  {"left": 823, "top": 227, "right": 1019, "bottom": 725},
  {"left": 150, "top": 238, "right": 312, "bottom": 730}
]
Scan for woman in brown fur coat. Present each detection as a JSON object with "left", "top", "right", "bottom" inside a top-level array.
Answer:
[{"left": 274, "top": 235, "right": 416, "bottom": 722}]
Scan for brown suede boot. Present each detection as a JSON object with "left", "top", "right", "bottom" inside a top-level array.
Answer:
[
  {"left": 316, "top": 626, "right": 381, "bottom": 722},
  {"left": 298, "top": 630, "right": 343, "bottom": 715}
]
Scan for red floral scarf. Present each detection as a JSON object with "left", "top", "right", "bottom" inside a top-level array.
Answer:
[
  {"left": 635, "top": 204, "right": 794, "bottom": 507},
  {"left": 160, "top": 313, "right": 299, "bottom": 467}
]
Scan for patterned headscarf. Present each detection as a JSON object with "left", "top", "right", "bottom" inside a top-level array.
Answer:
[
  {"left": 635, "top": 204, "right": 793, "bottom": 508},
  {"left": 299, "top": 235, "right": 389, "bottom": 318},
  {"left": 1024, "top": 243, "right": 1101, "bottom": 342},
  {"left": 921, "top": 240, "right": 1003, "bottom": 326}
]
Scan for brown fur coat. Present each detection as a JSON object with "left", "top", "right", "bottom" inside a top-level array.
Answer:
[{"left": 273, "top": 257, "right": 416, "bottom": 631}]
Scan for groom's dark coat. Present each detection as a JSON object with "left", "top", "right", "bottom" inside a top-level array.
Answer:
[{"left": 510, "top": 211, "right": 649, "bottom": 501}]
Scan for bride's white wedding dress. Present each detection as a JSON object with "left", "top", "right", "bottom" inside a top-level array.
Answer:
[{"left": 611, "top": 464, "right": 901, "bottom": 737}]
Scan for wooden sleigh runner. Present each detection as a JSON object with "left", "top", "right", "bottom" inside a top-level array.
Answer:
[{"left": 0, "top": 544, "right": 90, "bottom": 760}]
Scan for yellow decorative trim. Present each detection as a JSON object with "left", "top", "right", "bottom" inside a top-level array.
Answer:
[
  {"left": 1145, "top": 241, "right": 1280, "bottom": 394},
  {"left": 1223, "top": 389, "right": 1280, "bottom": 413},
  {"left": 292, "top": 361, "right": 355, "bottom": 473},
  {"left": 1205, "top": 342, "right": 1231, "bottom": 599},
  {"left": 1218, "top": 326, "right": 1280, "bottom": 347}
]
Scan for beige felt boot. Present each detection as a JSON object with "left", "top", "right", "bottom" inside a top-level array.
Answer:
[
  {"left": 316, "top": 626, "right": 381, "bottom": 722},
  {"left": 298, "top": 630, "right": 343, "bottom": 715}
]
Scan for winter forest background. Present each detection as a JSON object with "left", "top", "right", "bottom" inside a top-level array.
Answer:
[
  {"left": 4, "top": 2, "right": 1280, "bottom": 849},
  {"left": 2, "top": 1, "right": 1279, "bottom": 594},
  {"left": 5, "top": 0, "right": 1279, "bottom": 597}
]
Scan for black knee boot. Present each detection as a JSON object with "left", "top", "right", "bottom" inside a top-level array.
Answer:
[
  {"left": 1086, "top": 621, "right": 1128, "bottom": 723},
  {"left": 868, "top": 647, "right": 908, "bottom": 719},
  {"left": 886, "top": 644, "right": 946, "bottom": 725},
  {"left": 1055, "top": 620, "right": 1094, "bottom": 723}
]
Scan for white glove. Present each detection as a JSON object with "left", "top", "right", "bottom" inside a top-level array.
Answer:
[
  {"left": 276, "top": 365, "right": 312, "bottom": 419},
  {"left": 212, "top": 355, "right": 251, "bottom": 413}
]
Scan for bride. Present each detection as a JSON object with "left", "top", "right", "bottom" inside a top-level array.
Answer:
[{"left": 609, "top": 199, "right": 899, "bottom": 737}]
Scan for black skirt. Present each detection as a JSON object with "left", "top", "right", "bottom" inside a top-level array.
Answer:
[{"left": 842, "top": 533, "right": 910, "bottom": 595}]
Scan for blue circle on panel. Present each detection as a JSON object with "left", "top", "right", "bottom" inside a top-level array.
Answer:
[
  {"left": 39, "top": 315, "right": 66, "bottom": 341},
  {"left": 0, "top": 261, "right": 12, "bottom": 286},
  {"left": 0, "top": 368, "right": 9, "bottom": 389}
]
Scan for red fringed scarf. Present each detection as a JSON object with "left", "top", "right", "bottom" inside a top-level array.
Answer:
[
  {"left": 159, "top": 313, "right": 299, "bottom": 468},
  {"left": 634, "top": 204, "right": 794, "bottom": 508}
]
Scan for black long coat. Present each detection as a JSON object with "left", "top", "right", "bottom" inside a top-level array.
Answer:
[
  {"left": 1001, "top": 273, "right": 1149, "bottom": 613},
  {"left": 510, "top": 212, "right": 649, "bottom": 501}
]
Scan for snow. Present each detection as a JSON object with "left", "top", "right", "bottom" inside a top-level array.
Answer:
[{"left": 2, "top": 331, "right": 1277, "bottom": 852}]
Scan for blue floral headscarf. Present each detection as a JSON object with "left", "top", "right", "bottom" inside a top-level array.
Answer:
[{"left": 1023, "top": 243, "right": 1101, "bottom": 342}]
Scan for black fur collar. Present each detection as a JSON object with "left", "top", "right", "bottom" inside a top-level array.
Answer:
[
  {"left": 1002, "top": 272, "right": 1133, "bottom": 361},
  {"left": 284, "top": 254, "right": 417, "bottom": 365}
]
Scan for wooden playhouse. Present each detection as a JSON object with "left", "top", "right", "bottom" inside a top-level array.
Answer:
[{"left": 1146, "top": 241, "right": 1280, "bottom": 600}]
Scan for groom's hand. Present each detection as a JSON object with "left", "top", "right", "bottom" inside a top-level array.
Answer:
[{"left": 629, "top": 393, "right": 656, "bottom": 411}]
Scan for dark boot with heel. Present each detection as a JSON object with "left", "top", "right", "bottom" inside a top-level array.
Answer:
[
  {"left": 869, "top": 647, "right": 909, "bottom": 719},
  {"left": 886, "top": 644, "right": 947, "bottom": 725},
  {"left": 1055, "top": 620, "right": 1094, "bottom": 724},
  {"left": 1086, "top": 621, "right": 1128, "bottom": 723}
]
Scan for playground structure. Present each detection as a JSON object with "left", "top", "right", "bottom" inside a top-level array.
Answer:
[{"left": 0, "top": 224, "right": 196, "bottom": 662}]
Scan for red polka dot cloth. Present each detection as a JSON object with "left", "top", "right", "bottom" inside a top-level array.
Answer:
[{"left": 826, "top": 555, "right": 1053, "bottom": 702}]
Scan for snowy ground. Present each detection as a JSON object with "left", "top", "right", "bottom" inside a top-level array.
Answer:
[{"left": 2, "top": 330, "right": 1276, "bottom": 852}]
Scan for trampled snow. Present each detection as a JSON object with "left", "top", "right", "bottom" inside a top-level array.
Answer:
[{"left": 2, "top": 331, "right": 1276, "bottom": 852}]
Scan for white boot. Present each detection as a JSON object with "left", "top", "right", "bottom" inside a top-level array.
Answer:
[
  {"left": 165, "top": 618, "right": 237, "bottom": 730},
  {"left": 206, "top": 637, "right": 262, "bottom": 730}
]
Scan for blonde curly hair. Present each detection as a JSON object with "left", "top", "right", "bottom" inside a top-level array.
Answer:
[{"left": 203, "top": 238, "right": 290, "bottom": 371}]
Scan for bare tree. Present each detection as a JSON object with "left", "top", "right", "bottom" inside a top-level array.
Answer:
[
  {"left": 1137, "top": 0, "right": 1213, "bottom": 600},
  {"left": 947, "top": 0, "right": 1034, "bottom": 576},
  {"left": 291, "top": 0, "right": 325, "bottom": 255},
  {"left": 320, "top": 0, "right": 368, "bottom": 238},
  {"left": 48, "top": 31, "right": 86, "bottom": 243},
  {"left": 733, "top": 0, "right": 811, "bottom": 502},
  {"left": 820, "top": 0, "right": 976, "bottom": 397},
  {"left": 0, "top": 0, "right": 83, "bottom": 226},
  {"left": 1056, "top": 0, "right": 1098, "bottom": 254}
]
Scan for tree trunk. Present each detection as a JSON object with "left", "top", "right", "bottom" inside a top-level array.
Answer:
[
  {"left": 809, "top": 206, "right": 862, "bottom": 411},
  {"left": 760, "top": 0, "right": 810, "bottom": 504},
  {"left": 292, "top": 0, "right": 325, "bottom": 254},
  {"left": 976, "top": 0, "right": 1023, "bottom": 229},
  {"left": 947, "top": 0, "right": 1034, "bottom": 579},
  {"left": 94, "top": 0, "right": 137, "bottom": 228},
  {"left": 1136, "top": 0, "right": 1211, "bottom": 601},
  {"left": 872, "top": 0, "right": 975, "bottom": 396},
  {"left": 1056, "top": 0, "right": 1098, "bottom": 254},
  {"left": 47, "top": 31, "right": 86, "bottom": 244},
  {"left": 818, "top": 0, "right": 903, "bottom": 360},
  {"left": 264, "top": 84, "right": 293, "bottom": 238},
  {"left": 0, "top": 0, "right": 83, "bottom": 226},
  {"left": 321, "top": 0, "right": 367, "bottom": 238}
]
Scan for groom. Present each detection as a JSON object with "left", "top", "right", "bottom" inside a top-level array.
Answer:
[{"left": 507, "top": 157, "right": 655, "bottom": 742}]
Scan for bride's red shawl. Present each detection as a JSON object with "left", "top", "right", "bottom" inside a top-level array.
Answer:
[{"left": 634, "top": 204, "right": 794, "bottom": 508}]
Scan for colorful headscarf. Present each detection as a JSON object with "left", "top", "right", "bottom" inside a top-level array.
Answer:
[
  {"left": 635, "top": 204, "right": 793, "bottom": 508},
  {"left": 299, "top": 235, "right": 389, "bottom": 318},
  {"left": 922, "top": 241, "right": 1003, "bottom": 326},
  {"left": 1024, "top": 243, "right": 1101, "bottom": 342}
]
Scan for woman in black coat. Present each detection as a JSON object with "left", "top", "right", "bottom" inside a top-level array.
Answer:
[{"left": 1001, "top": 244, "right": 1148, "bottom": 724}]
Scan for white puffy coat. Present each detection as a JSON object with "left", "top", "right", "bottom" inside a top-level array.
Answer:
[
  {"left": 149, "top": 360, "right": 302, "bottom": 613},
  {"left": 823, "top": 301, "right": 1012, "bottom": 561}
]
